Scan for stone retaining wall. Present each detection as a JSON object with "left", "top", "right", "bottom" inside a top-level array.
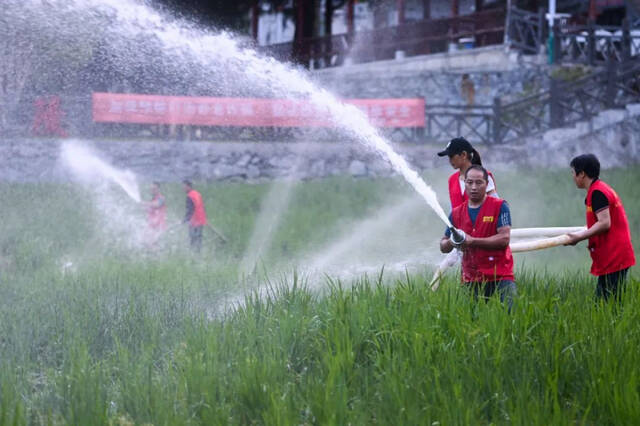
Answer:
[{"left": 2, "top": 105, "right": 638, "bottom": 184}]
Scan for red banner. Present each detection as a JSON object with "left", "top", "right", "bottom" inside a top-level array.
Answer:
[{"left": 92, "top": 93, "right": 425, "bottom": 128}]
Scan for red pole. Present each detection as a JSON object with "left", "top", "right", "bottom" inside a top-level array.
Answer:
[
  {"left": 296, "top": 0, "right": 305, "bottom": 42},
  {"left": 589, "top": 0, "right": 597, "bottom": 21},
  {"left": 251, "top": 1, "right": 259, "bottom": 41},
  {"left": 397, "top": 0, "right": 405, "bottom": 25},
  {"left": 347, "top": 0, "right": 355, "bottom": 34},
  {"left": 475, "top": 0, "right": 483, "bottom": 13},
  {"left": 452, "top": 0, "right": 459, "bottom": 17}
]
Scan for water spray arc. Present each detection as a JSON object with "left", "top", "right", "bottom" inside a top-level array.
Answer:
[
  {"left": 60, "top": 140, "right": 151, "bottom": 251},
  {"left": 61, "top": 141, "right": 141, "bottom": 202},
  {"left": 240, "top": 178, "right": 298, "bottom": 275},
  {"left": 18, "top": 0, "right": 452, "bottom": 231}
]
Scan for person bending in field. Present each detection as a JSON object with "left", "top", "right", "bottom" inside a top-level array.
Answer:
[
  {"left": 440, "top": 165, "right": 516, "bottom": 311},
  {"left": 143, "top": 181, "right": 167, "bottom": 247},
  {"left": 564, "top": 154, "right": 635, "bottom": 302},
  {"left": 182, "top": 180, "right": 208, "bottom": 253}
]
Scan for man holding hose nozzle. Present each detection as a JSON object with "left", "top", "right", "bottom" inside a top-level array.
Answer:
[
  {"left": 440, "top": 165, "right": 516, "bottom": 311},
  {"left": 564, "top": 154, "right": 635, "bottom": 302}
]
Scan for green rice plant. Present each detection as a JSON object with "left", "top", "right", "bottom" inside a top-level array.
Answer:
[{"left": 0, "top": 169, "right": 639, "bottom": 424}]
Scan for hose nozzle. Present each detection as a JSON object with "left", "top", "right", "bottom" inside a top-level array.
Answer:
[{"left": 449, "top": 227, "right": 466, "bottom": 246}]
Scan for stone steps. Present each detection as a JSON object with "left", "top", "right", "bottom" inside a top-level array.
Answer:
[
  {"left": 521, "top": 102, "right": 640, "bottom": 168},
  {"left": 544, "top": 103, "right": 640, "bottom": 146}
]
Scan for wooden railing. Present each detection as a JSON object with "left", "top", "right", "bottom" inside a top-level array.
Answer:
[
  {"left": 260, "top": 9, "right": 506, "bottom": 68},
  {"left": 553, "top": 20, "right": 640, "bottom": 65},
  {"left": 421, "top": 59, "right": 640, "bottom": 144},
  {"left": 507, "top": 7, "right": 545, "bottom": 54},
  {"left": 493, "top": 59, "right": 640, "bottom": 143},
  {"left": 424, "top": 104, "right": 494, "bottom": 144},
  {"left": 507, "top": 6, "right": 640, "bottom": 64}
]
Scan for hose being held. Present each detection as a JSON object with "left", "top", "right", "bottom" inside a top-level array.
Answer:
[
  {"left": 430, "top": 226, "right": 587, "bottom": 291},
  {"left": 449, "top": 227, "right": 466, "bottom": 247}
]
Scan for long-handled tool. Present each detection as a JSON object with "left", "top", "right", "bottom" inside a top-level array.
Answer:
[{"left": 207, "top": 223, "right": 228, "bottom": 244}]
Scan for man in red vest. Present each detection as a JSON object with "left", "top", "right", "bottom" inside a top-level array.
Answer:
[
  {"left": 183, "top": 180, "right": 208, "bottom": 252},
  {"left": 440, "top": 165, "right": 516, "bottom": 310},
  {"left": 565, "top": 154, "right": 635, "bottom": 301}
]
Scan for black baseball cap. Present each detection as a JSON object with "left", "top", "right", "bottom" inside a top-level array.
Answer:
[{"left": 437, "top": 137, "right": 473, "bottom": 157}]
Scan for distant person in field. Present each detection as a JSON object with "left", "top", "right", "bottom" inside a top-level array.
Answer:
[
  {"left": 182, "top": 180, "right": 208, "bottom": 253},
  {"left": 143, "top": 181, "right": 167, "bottom": 246},
  {"left": 564, "top": 154, "right": 635, "bottom": 302},
  {"left": 440, "top": 165, "right": 516, "bottom": 311},
  {"left": 438, "top": 137, "right": 498, "bottom": 210}
]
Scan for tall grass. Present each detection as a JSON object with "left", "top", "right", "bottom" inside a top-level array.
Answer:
[
  {"left": 0, "top": 169, "right": 638, "bottom": 424},
  {"left": 1, "top": 270, "right": 639, "bottom": 424}
]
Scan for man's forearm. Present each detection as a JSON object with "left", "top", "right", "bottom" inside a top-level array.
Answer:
[
  {"left": 466, "top": 229, "right": 510, "bottom": 250},
  {"left": 573, "top": 220, "right": 609, "bottom": 242}
]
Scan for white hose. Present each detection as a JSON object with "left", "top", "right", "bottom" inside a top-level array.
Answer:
[
  {"left": 430, "top": 250, "right": 460, "bottom": 291},
  {"left": 509, "top": 234, "right": 573, "bottom": 253},
  {"left": 429, "top": 226, "right": 584, "bottom": 291},
  {"left": 511, "top": 226, "right": 585, "bottom": 239}
]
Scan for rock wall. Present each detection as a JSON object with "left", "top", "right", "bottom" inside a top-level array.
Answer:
[
  {"left": 2, "top": 104, "right": 638, "bottom": 184},
  {"left": 522, "top": 104, "right": 640, "bottom": 169},
  {"left": 0, "top": 138, "right": 440, "bottom": 183},
  {"left": 312, "top": 46, "right": 549, "bottom": 106}
]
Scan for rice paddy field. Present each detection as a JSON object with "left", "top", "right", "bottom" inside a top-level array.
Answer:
[{"left": 1, "top": 167, "right": 640, "bottom": 424}]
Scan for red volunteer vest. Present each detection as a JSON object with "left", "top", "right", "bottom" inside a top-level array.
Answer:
[
  {"left": 187, "top": 190, "right": 208, "bottom": 226},
  {"left": 586, "top": 180, "right": 635, "bottom": 276},
  {"left": 147, "top": 194, "right": 167, "bottom": 230},
  {"left": 451, "top": 197, "right": 514, "bottom": 283},
  {"left": 448, "top": 170, "right": 496, "bottom": 209}
]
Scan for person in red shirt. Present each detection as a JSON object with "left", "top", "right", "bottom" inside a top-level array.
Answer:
[
  {"left": 440, "top": 165, "right": 516, "bottom": 311},
  {"left": 142, "top": 182, "right": 166, "bottom": 247},
  {"left": 437, "top": 137, "right": 498, "bottom": 210},
  {"left": 565, "top": 154, "right": 635, "bottom": 302},
  {"left": 182, "top": 180, "right": 208, "bottom": 252},
  {"left": 146, "top": 182, "right": 166, "bottom": 229}
]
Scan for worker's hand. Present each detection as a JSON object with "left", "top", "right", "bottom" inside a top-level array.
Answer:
[
  {"left": 564, "top": 232, "right": 581, "bottom": 246},
  {"left": 460, "top": 235, "right": 474, "bottom": 249}
]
